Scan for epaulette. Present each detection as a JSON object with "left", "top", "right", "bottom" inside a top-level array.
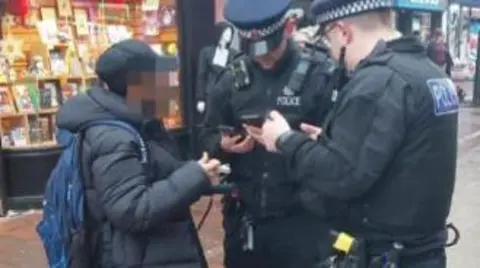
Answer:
[
  {"left": 226, "top": 52, "right": 248, "bottom": 71},
  {"left": 212, "top": 51, "right": 246, "bottom": 84},
  {"left": 287, "top": 52, "right": 315, "bottom": 93},
  {"left": 227, "top": 53, "right": 251, "bottom": 90}
]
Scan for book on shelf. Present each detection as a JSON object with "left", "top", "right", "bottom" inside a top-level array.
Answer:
[
  {"left": 0, "top": 86, "right": 15, "bottom": 114},
  {"left": 69, "top": 57, "right": 84, "bottom": 77},
  {"left": 158, "top": 5, "right": 177, "bottom": 28},
  {"left": 51, "top": 115, "right": 57, "bottom": 141},
  {"left": 28, "top": 82, "right": 41, "bottom": 111},
  {"left": 11, "top": 82, "right": 39, "bottom": 112},
  {"left": 9, "top": 127, "right": 28, "bottom": 147},
  {"left": 28, "top": 117, "right": 43, "bottom": 143},
  {"left": 39, "top": 117, "right": 51, "bottom": 141},
  {"left": 40, "top": 82, "right": 60, "bottom": 109},
  {"left": 50, "top": 51, "right": 67, "bottom": 76},
  {"left": 39, "top": 85, "right": 53, "bottom": 109},
  {"left": 28, "top": 116, "right": 52, "bottom": 144},
  {"left": 1, "top": 134, "right": 13, "bottom": 147}
]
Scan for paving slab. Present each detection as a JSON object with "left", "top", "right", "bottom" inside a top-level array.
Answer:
[{"left": 0, "top": 106, "right": 479, "bottom": 268}]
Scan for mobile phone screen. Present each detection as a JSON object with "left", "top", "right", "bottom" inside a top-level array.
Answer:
[
  {"left": 218, "top": 125, "right": 237, "bottom": 135},
  {"left": 240, "top": 114, "right": 265, "bottom": 127}
]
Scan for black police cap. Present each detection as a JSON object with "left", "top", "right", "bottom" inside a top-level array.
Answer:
[
  {"left": 311, "top": 0, "right": 395, "bottom": 25},
  {"left": 224, "top": 0, "right": 291, "bottom": 56}
]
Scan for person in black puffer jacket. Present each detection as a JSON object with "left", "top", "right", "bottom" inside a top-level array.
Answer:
[{"left": 56, "top": 39, "right": 221, "bottom": 268}]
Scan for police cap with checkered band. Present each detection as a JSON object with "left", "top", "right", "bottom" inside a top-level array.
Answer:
[
  {"left": 311, "top": 0, "right": 395, "bottom": 26},
  {"left": 224, "top": 0, "right": 291, "bottom": 57}
]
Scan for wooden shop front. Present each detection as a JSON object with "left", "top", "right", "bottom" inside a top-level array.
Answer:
[{"left": 0, "top": 0, "right": 216, "bottom": 214}]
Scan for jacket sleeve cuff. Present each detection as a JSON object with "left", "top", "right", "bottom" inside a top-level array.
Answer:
[{"left": 276, "top": 130, "right": 311, "bottom": 157}]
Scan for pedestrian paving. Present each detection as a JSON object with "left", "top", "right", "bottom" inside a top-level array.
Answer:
[
  {"left": 0, "top": 104, "right": 479, "bottom": 268},
  {"left": 0, "top": 212, "right": 47, "bottom": 268},
  {"left": 448, "top": 140, "right": 480, "bottom": 268},
  {"left": 0, "top": 198, "right": 225, "bottom": 268}
]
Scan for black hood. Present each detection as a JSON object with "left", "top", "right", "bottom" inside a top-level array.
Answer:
[
  {"left": 95, "top": 39, "right": 179, "bottom": 97},
  {"left": 377, "top": 36, "right": 425, "bottom": 54},
  {"left": 57, "top": 86, "right": 182, "bottom": 158},
  {"left": 358, "top": 36, "right": 426, "bottom": 69},
  {"left": 57, "top": 87, "right": 144, "bottom": 133}
]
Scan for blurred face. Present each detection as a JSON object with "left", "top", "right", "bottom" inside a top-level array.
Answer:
[
  {"left": 436, "top": 33, "right": 444, "bottom": 43},
  {"left": 253, "top": 32, "right": 288, "bottom": 70},
  {"left": 126, "top": 71, "right": 170, "bottom": 118}
]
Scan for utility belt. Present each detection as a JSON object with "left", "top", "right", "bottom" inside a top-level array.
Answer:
[
  {"left": 223, "top": 193, "right": 299, "bottom": 221},
  {"left": 222, "top": 194, "right": 302, "bottom": 252},
  {"left": 317, "top": 224, "right": 459, "bottom": 268}
]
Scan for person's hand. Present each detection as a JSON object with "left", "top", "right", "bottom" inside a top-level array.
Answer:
[
  {"left": 220, "top": 134, "right": 255, "bottom": 154},
  {"left": 198, "top": 152, "right": 221, "bottom": 183},
  {"left": 300, "top": 123, "right": 322, "bottom": 140},
  {"left": 243, "top": 125, "right": 264, "bottom": 145},
  {"left": 261, "top": 110, "right": 291, "bottom": 152}
]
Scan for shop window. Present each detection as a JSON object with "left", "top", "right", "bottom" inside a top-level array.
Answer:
[{"left": 0, "top": 0, "right": 183, "bottom": 149}]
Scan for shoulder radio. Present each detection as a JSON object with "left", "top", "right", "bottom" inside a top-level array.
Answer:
[{"left": 229, "top": 57, "right": 251, "bottom": 90}]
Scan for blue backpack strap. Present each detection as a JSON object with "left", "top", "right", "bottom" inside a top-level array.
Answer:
[{"left": 79, "top": 120, "right": 148, "bottom": 165}]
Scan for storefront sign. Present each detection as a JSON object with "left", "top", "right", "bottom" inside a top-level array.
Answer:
[
  {"left": 395, "top": 0, "right": 447, "bottom": 11},
  {"left": 452, "top": 0, "right": 480, "bottom": 7}
]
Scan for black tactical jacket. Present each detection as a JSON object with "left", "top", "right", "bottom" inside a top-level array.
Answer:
[
  {"left": 278, "top": 37, "right": 458, "bottom": 242},
  {"left": 200, "top": 40, "right": 335, "bottom": 219}
]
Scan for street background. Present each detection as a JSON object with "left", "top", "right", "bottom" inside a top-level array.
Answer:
[{"left": 0, "top": 80, "right": 477, "bottom": 268}]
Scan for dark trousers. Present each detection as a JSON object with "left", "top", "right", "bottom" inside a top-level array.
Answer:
[
  {"left": 367, "top": 248, "right": 446, "bottom": 268},
  {"left": 398, "top": 249, "right": 446, "bottom": 268},
  {"left": 223, "top": 205, "right": 332, "bottom": 268}
]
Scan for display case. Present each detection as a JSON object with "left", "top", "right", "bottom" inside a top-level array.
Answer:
[
  {"left": 393, "top": 0, "right": 447, "bottom": 36},
  {"left": 0, "top": 0, "right": 216, "bottom": 213}
]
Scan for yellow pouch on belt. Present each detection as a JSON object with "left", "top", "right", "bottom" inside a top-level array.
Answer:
[{"left": 333, "top": 232, "right": 355, "bottom": 254}]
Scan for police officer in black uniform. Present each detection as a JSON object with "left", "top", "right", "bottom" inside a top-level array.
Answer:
[
  {"left": 259, "top": 0, "right": 458, "bottom": 267},
  {"left": 199, "top": 0, "right": 336, "bottom": 267}
]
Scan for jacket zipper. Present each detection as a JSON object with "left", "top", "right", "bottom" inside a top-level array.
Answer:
[{"left": 260, "top": 87, "right": 272, "bottom": 216}]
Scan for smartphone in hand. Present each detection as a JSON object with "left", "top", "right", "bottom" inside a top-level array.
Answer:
[
  {"left": 218, "top": 125, "right": 241, "bottom": 136},
  {"left": 240, "top": 114, "right": 265, "bottom": 128}
]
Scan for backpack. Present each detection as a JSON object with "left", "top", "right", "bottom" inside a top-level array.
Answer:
[{"left": 36, "top": 120, "right": 148, "bottom": 268}]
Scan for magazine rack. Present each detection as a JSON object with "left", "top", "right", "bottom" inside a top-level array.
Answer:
[{"left": 0, "top": 0, "right": 216, "bottom": 213}]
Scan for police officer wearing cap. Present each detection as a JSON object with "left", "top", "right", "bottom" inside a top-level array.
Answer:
[
  {"left": 199, "top": 0, "right": 336, "bottom": 267},
  {"left": 259, "top": 0, "right": 458, "bottom": 267}
]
